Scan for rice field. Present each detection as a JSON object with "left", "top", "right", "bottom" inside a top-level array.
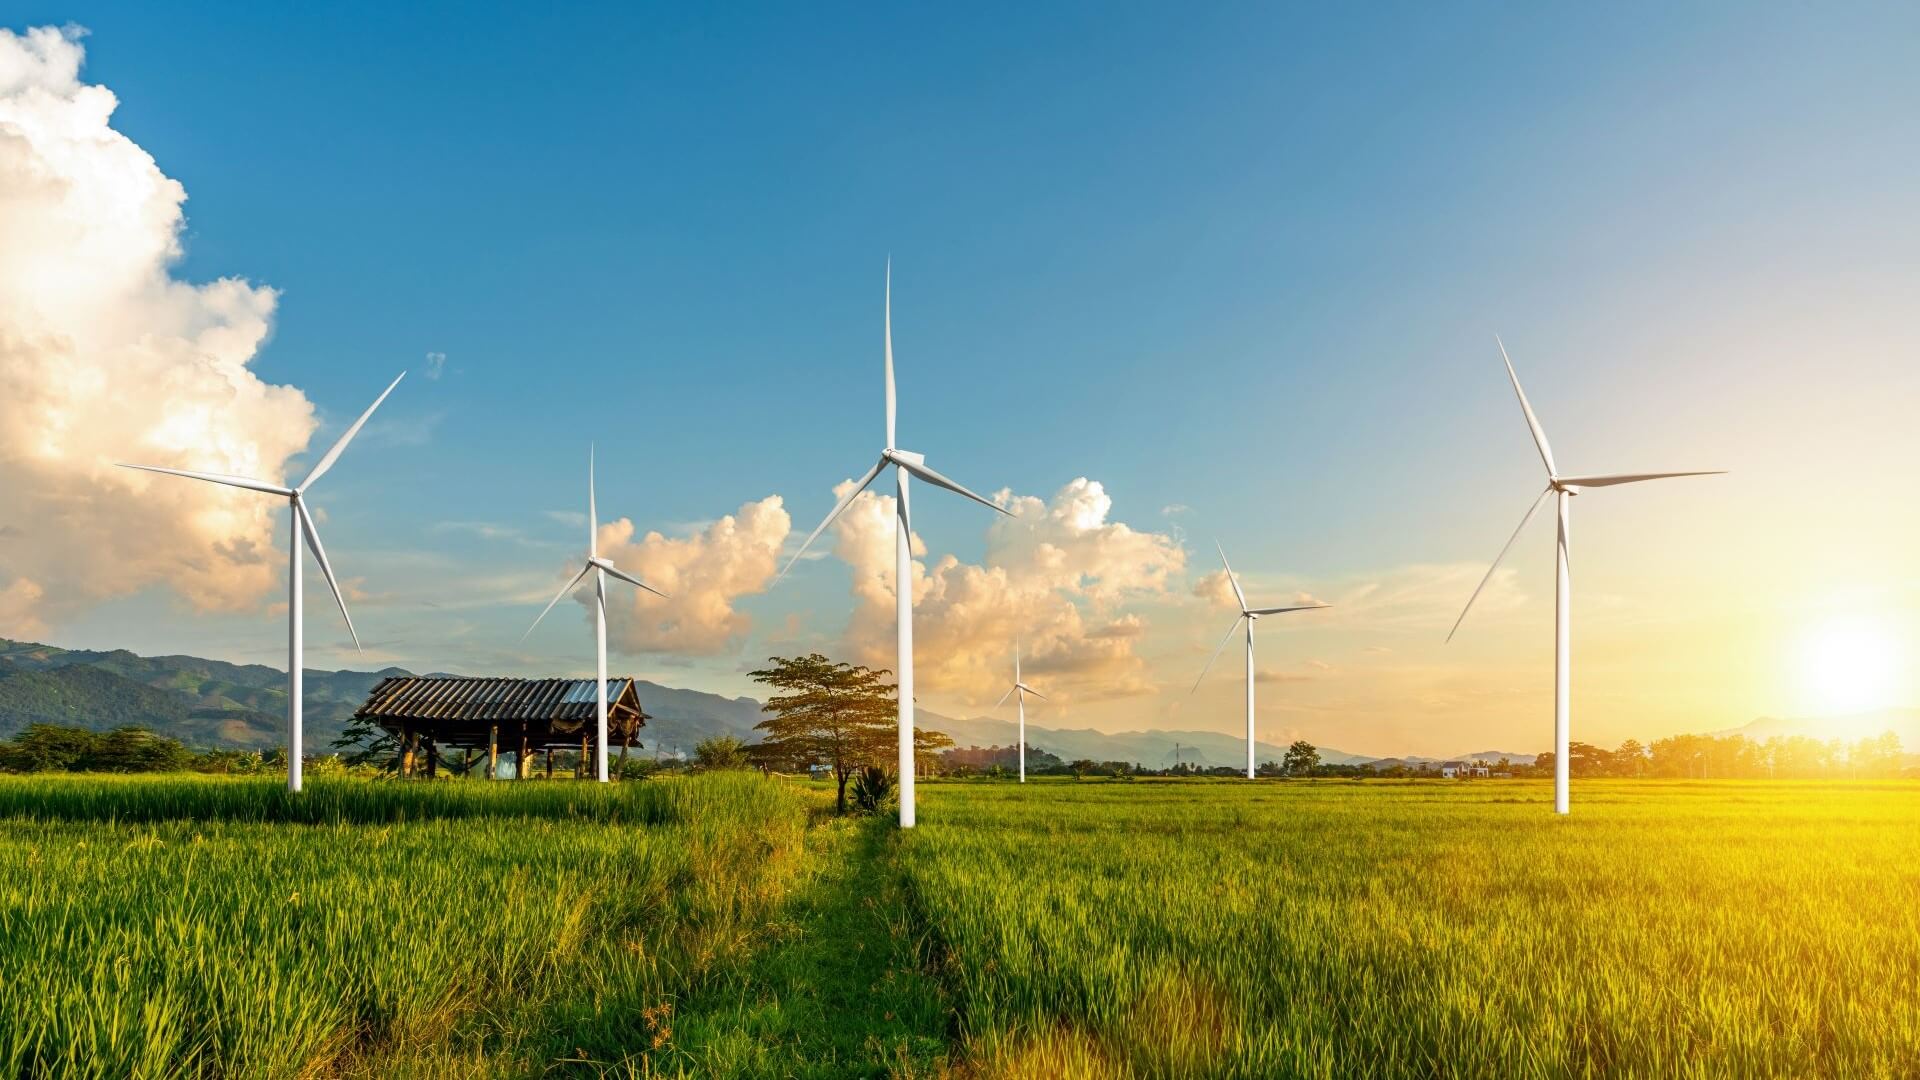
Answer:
[
  {"left": 4, "top": 775, "right": 1918, "bottom": 1077},
  {"left": 901, "top": 779, "right": 1920, "bottom": 1078}
]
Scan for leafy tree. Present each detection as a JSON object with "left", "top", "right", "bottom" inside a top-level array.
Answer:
[
  {"left": 331, "top": 713, "right": 399, "bottom": 769},
  {"left": 1069, "top": 759, "right": 1097, "bottom": 779},
  {"left": 747, "top": 653, "right": 898, "bottom": 814},
  {"left": 0, "top": 723, "right": 190, "bottom": 773},
  {"left": 1282, "top": 740, "right": 1320, "bottom": 777},
  {"left": 693, "top": 735, "right": 751, "bottom": 771}
]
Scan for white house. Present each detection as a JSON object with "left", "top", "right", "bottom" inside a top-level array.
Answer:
[{"left": 1439, "top": 760, "right": 1490, "bottom": 779}]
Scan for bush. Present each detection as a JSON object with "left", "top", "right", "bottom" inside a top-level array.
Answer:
[
  {"left": 693, "top": 735, "right": 751, "bottom": 771},
  {"left": 850, "top": 765, "right": 894, "bottom": 814}
]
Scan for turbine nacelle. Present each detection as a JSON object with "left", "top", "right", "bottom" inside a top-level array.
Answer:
[{"left": 883, "top": 448, "right": 926, "bottom": 467}]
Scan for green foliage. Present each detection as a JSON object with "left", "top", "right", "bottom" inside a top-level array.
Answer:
[
  {"left": 1282, "top": 739, "right": 1321, "bottom": 776},
  {"left": 0, "top": 723, "right": 191, "bottom": 773},
  {"left": 849, "top": 765, "right": 894, "bottom": 814},
  {"left": 692, "top": 734, "right": 751, "bottom": 771}
]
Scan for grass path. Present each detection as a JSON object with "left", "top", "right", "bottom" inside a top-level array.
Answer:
[{"left": 662, "top": 813, "right": 954, "bottom": 1078}]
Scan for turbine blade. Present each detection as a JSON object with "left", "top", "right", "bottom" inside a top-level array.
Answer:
[
  {"left": 295, "top": 501, "right": 360, "bottom": 652},
  {"left": 994, "top": 685, "right": 1015, "bottom": 709},
  {"left": 1215, "top": 539, "right": 1248, "bottom": 611},
  {"left": 898, "top": 459, "right": 1011, "bottom": 517},
  {"left": 1247, "top": 603, "right": 1330, "bottom": 616},
  {"left": 1192, "top": 615, "right": 1247, "bottom": 693},
  {"left": 521, "top": 562, "right": 592, "bottom": 642},
  {"left": 773, "top": 456, "right": 888, "bottom": 584},
  {"left": 1447, "top": 487, "right": 1552, "bottom": 643},
  {"left": 600, "top": 561, "right": 668, "bottom": 599},
  {"left": 1553, "top": 470, "right": 1727, "bottom": 488},
  {"left": 1496, "top": 337, "right": 1557, "bottom": 477},
  {"left": 897, "top": 462, "right": 913, "bottom": 536},
  {"left": 1018, "top": 683, "right": 1047, "bottom": 700},
  {"left": 300, "top": 371, "right": 405, "bottom": 491},
  {"left": 885, "top": 260, "right": 896, "bottom": 449},
  {"left": 118, "top": 464, "right": 291, "bottom": 497},
  {"left": 588, "top": 444, "right": 598, "bottom": 558}
]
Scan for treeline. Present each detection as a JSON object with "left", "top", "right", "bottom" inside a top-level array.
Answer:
[
  {"left": 0, "top": 723, "right": 349, "bottom": 775},
  {"left": 1542, "top": 732, "right": 1908, "bottom": 779}
]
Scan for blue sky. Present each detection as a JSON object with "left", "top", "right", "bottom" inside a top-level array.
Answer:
[{"left": 5, "top": 4, "right": 1918, "bottom": 755}]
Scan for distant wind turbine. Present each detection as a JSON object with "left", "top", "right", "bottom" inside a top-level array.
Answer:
[
  {"left": 1448, "top": 337, "right": 1724, "bottom": 814},
  {"left": 120, "top": 372, "right": 405, "bottom": 792},
  {"left": 992, "top": 639, "right": 1046, "bottom": 782},
  {"left": 1192, "top": 540, "right": 1329, "bottom": 779},
  {"left": 775, "top": 262, "right": 1011, "bottom": 827},
  {"left": 522, "top": 445, "right": 667, "bottom": 782}
]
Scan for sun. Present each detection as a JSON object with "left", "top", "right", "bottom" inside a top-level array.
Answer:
[{"left": 1793, "top": 614, "right": 1906, "bottom": 719}]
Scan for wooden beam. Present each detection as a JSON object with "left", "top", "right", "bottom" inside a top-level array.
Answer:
[
  {"left": 400, "top": 727, "right": 418, "bottom": 779},
  {"left": 488, "top": 724, "right": 499, "bottom": 781}
]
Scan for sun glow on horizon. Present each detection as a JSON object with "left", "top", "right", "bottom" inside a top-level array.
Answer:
[{"left": 1793, "top": 612, "right": 1909, "bottom": 721}]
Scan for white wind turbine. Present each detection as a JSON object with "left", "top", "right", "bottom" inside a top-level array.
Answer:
[
  {"left": 775, "top": 262, "right": 1010, "bottom": 827},
  {"left": 522, "top": 446, "right": 668, "bottom": 782},
  {"left": 120, "top": 372, "right": 405, "bottom": 793},
  {"left": 1449, "top": 337, "right": 1724, "bottom": 814},
  {"left": 992, "top": 640, "right": 1046, "bottom": 783},
  {"left": 1193, "top": 541, "right": 1329, "bottom": 779}
]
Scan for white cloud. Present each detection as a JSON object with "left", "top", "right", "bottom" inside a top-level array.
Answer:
[
  {"left": 424, "top": 351, "right": 446, "bottom": 379},
  {"left": 0, "top": 27, "right": 317, "bottom": 624},
  {"left": 588, "top": 495, "right": 791, "bottom": 655},
  {"left": 829, "top": 477, "right": 1186, "bottom": 704}
]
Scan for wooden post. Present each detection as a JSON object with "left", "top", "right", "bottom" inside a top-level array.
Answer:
[
  {"left": 519, "top": 726, "right": 531, "bottom": 781},
  {"left": 488, "top": 725, "right": 499, "bottom": 781},
  {"left": 578, "top": 734, "right": 589, "bottom": 780},
  {"left": 426, "top": 739, "right": 439, "bottom": 778},
  {"left": 544, "top": 748, "right": 553, "bottom": 780},
  {"left": 401, "top": 727, "right": 418, "bottom": 779}
]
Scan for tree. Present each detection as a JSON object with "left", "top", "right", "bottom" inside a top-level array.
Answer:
[
  {"left": 1282, "top": 740, "right": 1320, "bottom": 777},
  {"left": 693, "top": 735, "right": 751, "bottom": 771},
  {"left": 747, "top": 654, "right": 898, "bottom": 814}
]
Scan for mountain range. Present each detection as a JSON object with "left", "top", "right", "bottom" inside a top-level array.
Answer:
[{"left": 2, "top": 636, "right": 1905, "bottom": 767}]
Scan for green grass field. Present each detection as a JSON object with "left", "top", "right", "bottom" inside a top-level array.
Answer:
[{"left": 3, "top": 775, "right": 1917, "bottom": 1077}]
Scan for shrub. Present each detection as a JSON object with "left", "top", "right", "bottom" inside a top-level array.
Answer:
[{"left": 850, "top": 765, "right": 894, "bottom": 814}]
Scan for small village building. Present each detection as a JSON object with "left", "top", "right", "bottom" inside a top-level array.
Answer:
[
  {"left": 1439, "top": 760, "right": 1490, "bottom": 779},
  {"left": 353, "top": 675, "right": 648, "bottom": 779}
]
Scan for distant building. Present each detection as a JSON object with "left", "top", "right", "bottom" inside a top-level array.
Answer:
[
  {"left": 353, "top": 675, "right": 648, "bottom": 779},
  {"left": 1439, "top": 760, "right": 1490, "bottom": 779}
]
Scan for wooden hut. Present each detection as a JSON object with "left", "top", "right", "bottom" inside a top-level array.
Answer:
[{"left": 353, "top": 675, "right": 648, "bottom": 779}]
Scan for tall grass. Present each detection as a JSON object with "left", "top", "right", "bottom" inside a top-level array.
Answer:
[
  {"left": 0, "top": 772, "right": 810, "bottom": 1078},
  {"left": 902, "top": 779, "right": 1920, "bottom": 1078}
]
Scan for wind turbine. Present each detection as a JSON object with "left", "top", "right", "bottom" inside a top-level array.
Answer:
[
  {"left": 522, "top": 446, "right": 667, "bottom": 782},
  {"left": 992, "top": 640, "right": 1046, "bottom": 782},
  {"left": 1192, "top": 541, "right": 1329, "bottom": 779},
  {"left": 120, "top": 372, "right": 405, "bottom": 793},
  {"left": 1448, "top": 337, "right": 1724, "bottom": 814},
  {"left": 776, "top": 262, "right": 1010, "bottom": 827}
]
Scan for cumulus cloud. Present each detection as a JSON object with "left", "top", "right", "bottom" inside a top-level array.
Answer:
[
  {"left": 0, "top": 26, "right": 316, "bottom": 625},
  {"left": 829, "top": 476, "right": 1185, "bottom": 704},
  {"left": 586, "top": 495, "right": 791, "bottom": 655}
]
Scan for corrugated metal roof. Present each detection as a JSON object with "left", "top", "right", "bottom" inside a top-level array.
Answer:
[{"left": 354, "top": 675, "right": 642, "bottom": 724}]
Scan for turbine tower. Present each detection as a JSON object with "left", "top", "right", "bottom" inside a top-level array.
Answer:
[
  {"left": 1193, "top": 541, "right": 1329, "bottom": 779},
  {"left": 1449, "top": 337, "right": 1724, "bottom": 814},
  {"left": 992, "top": 640, "right": 1046, "bottom": 782},
  {"left": 120, "top": 372, "right": 405, "bottom": 793},
  {"left": 522, "top": 446, "right": 667, "bottom": 782},
  {"left": 776, "top": 262, "right": 1010, "bottom": 827}
]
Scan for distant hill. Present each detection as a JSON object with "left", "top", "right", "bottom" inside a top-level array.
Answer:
[
  {"left": 0, "top": 637, "right": 770, "bottom": 755},
  {"left": 1715, "top": 708, "right": 1920, "bottom": 747},
  {"left": 933, "top": 713, "right": 1386, "bottom": 769},
  {"left": 0, "top": 638, "right": 402, "bottom": 748}
]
